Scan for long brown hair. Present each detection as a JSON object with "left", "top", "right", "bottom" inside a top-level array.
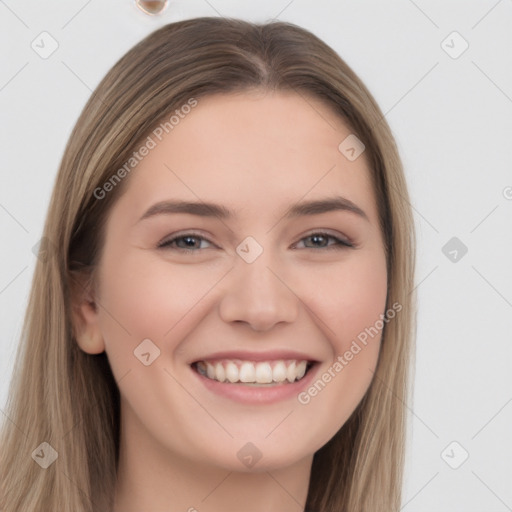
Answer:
[{"left": 0, "top": 17, "right": 415, "bottom": 511}]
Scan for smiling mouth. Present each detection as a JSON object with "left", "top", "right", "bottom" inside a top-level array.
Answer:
[{"left": 191, "top": 359, "right": 315, "bottom": 386}]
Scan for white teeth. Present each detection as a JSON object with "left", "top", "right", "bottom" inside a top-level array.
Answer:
[
  {"left": 215, "top": 362, "right": 226, "bottom": 383},
  {"left": 225, "top": 362, "right": 239, "bottom": 383},
  {"left": 195, "top": 359, "right": 312, "bottom": 385},
  {"left": 272, "top": 361, "right": 287, "bottom": 382},
  {"left": 296, "top": 361, "right": 307, "bottom": 379},
  {"left": 206, "top": 363, "right": 216, "bottom": 380},
  {"left": 286, "top": 361, "right": 296, "bottom": 382},
  {"left": 255, "top": 362, "right": 273, "bottom": 383},
  {"left": 239, "top": 362, "right": 256, "bottom": 382}
]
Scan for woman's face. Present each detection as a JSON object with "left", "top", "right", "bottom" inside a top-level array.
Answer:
[{"left": 81, "top": 90, "right": 387, "bottom": 471}]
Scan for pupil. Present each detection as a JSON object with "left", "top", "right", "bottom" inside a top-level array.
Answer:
[{"left": 311, "top": 235, "right": 325, "bottom": 247}]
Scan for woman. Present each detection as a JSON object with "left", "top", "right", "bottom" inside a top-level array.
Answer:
[{"left": 0, "top": 17, "right": 416, "bottom": 512}]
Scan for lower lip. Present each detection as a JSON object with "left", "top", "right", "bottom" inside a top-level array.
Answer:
[{"left": 191, "top": 363, "right": 319, "bottom": 404}]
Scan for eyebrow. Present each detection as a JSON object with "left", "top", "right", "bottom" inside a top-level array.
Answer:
[{"left": 138, "top": 196, "right": 369, "bottom": 223}]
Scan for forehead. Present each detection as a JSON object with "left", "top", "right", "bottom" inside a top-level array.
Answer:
[{"left": 115, "top": 90, "right": 378, "bottom": 226}]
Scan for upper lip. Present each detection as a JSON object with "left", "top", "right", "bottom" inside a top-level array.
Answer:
[{"left": 191, "top": 349, "right": 319, "bottom": 364}]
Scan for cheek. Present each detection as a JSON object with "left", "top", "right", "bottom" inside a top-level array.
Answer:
[
  {"left": 292, "top": 252, "right": 387, "bottom": 439},
  {"left": 302, "top": 250, "right": 388, "bottom": 350},
  {"left": 95, "top": 251, "right": 218, "bottom": 357}
]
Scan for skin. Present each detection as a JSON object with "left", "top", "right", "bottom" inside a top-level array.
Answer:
[{"left": 74, "top": 90, "right": 388, "bottom": 512}]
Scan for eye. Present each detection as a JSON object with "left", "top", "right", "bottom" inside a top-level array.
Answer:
[
  {"left": 157, "top": 231, "right": 353, "bottom": 253},
  {"left": 157, "top": 232, "right": 214, "bottom": 252},
  {"left": 293, "top": 232, "right": 354, "bottom": 250}
]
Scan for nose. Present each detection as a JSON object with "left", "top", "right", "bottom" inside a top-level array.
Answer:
[{"left": 218, "top": 252, "right": 299, "bottom": 332}]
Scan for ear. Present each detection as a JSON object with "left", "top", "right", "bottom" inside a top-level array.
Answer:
[{"left": 69, "top": 271, "right": 105, "bottom": 355}]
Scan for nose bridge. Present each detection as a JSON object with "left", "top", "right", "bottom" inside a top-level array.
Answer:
[
  {"left": 218, "top": 242, "right": 298, "bottom": 330},
  {"left": 237, "top": 247, "right": 280, "bottom": 297}
]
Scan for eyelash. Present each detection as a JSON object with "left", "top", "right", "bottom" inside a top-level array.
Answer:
[{"left": 157, "top": 231, "right": 354, "bottom": 252}]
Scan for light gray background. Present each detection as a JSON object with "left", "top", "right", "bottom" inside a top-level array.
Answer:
[{"left": 1, "top": 0, "right": 511, "bottom": 510}]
